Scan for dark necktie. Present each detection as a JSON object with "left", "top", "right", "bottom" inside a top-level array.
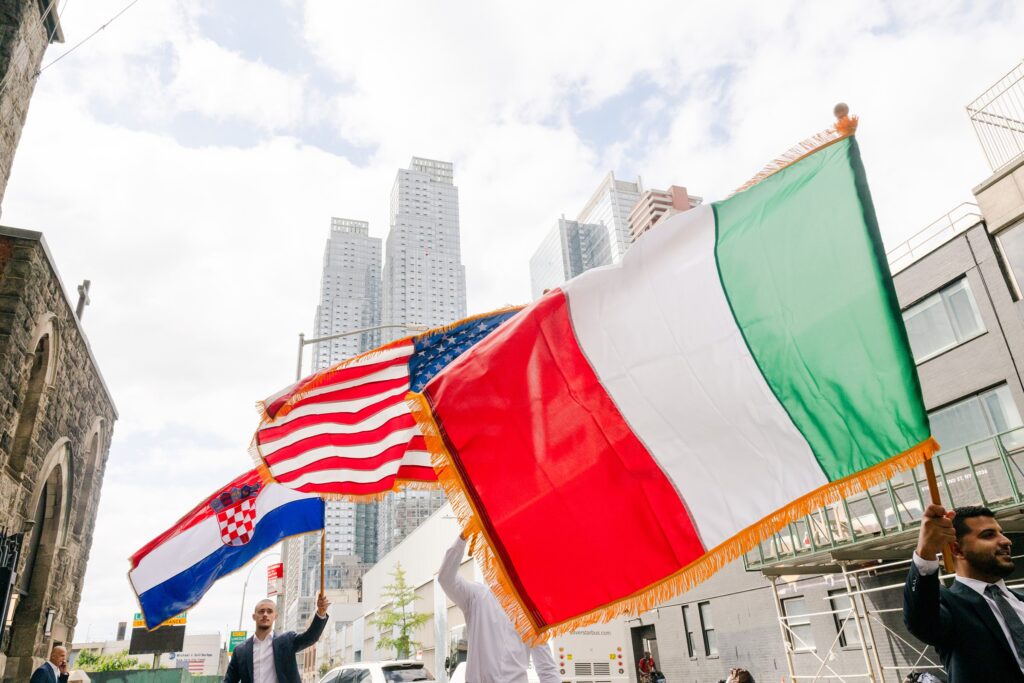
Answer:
[{"left": 985, "top": 583, "right": 1024, "bottom": 655}]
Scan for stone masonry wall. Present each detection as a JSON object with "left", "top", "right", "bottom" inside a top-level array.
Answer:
[
  {"left": 0, "top": 231, "right": 116, "bottom": 680},
  {"left": 0, "top": 0, "right": 54, "bottom": 210}
]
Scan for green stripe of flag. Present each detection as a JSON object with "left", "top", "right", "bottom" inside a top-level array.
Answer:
[{"left": 712, "top": 136, "right": 929, "bottom": 481}]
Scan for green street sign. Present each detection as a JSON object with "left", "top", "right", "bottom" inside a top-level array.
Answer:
[{"left": 228, "top": 631, "right": 247, "bottom": 654}]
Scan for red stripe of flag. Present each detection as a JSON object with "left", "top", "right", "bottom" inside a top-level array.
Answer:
[
  {"left": 422, "top": 290, "right": 705, "bottom": 628},
  {"left": 263, "top": 414, "right": 417, "bottom": 466},
  {"left": 258, "top": 392, "right": 407, "bottom": 443}
]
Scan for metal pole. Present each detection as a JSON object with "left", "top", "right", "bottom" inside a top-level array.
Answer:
[
  {"left": 840, "top": 562, "right": 879, "bottom": 682},
  {"left": 853, "top": 568, "right": 886, "bottom": 682},
  {"left": 769, "top": 578, "right": 797, "bottom": 683},
  {"left": 296, "top": 333, "right": 306, "bottom": 381}
]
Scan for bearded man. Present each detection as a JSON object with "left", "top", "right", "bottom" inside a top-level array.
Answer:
[{"left": 904, "top": 504, "right": 1023, "bottom": 682}]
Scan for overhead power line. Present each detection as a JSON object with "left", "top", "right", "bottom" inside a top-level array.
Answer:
[{"left": 37, "top": 0, "right": 143, "bottom": 75}]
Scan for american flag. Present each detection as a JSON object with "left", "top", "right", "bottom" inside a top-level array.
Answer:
[{"left": 254, "top": 309, "right": 521, "bottom": 496}]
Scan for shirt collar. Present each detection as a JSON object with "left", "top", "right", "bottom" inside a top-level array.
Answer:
[
  {"left": 48, "top": 662, "right": 60, "bottom": 675},
  {"left": 956, "top": 574, "right": 1010, "bottom": 597},
  {"left": 254, "top": 631, "right": 275, "bottom": 644}
]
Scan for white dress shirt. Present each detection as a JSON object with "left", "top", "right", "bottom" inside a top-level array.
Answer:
[
  {"left": 47, "top": 662, "right": 62, "bottom": 682},
  {"left": 439, "top": 536, "right": 560, "bottom": 683},
  {"left": 913, "top": 552, "right": 1024, "bottom": 671},
  {"left": 253, "top": 631, "right": 278, "bottom": 683}
]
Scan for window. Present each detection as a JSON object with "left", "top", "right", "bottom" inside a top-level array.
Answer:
[
  {"left": 997, "top": 220, "right": 1024, "bottom": 299},
  {"left": 698, "top": 601, "right": 717, "bottom": 655},
  {"left": 682, "top": 604, "right": 697, "bottom": 657},
  {"left": 828, "top": 590, "right": 861, "bottom": 647},
  {"left": 902, "top": 278, "right": 984, "bottom": 362},
  {"left": 782, "top": 596, "right": 815, "bottom": 651},
  {"left": 929, "top": 384, "right": 1023, "bottom": 452}
]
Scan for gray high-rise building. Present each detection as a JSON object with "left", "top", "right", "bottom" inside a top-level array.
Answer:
[
  {"left": 381, "top": 157, "right": 467, "bottom": 341},
  {"left": 282, "top": 218, "right": 382, "bottom": 629},
  {"left": 378, "top": 157, "right": 467, "bottom": 556},
  {"left": 529, "top": 217, "right": 613, "bottom": 299}
]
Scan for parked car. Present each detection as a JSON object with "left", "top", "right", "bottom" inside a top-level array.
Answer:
[
  {"left": 448, "top": 661, "right": 539, "bottom": 683},
  {"left": 319, "top": 661, "right": 434, "bottom": 683}
]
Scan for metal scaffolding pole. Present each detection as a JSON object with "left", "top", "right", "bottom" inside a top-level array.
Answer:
[{"left": 770, "top": 578, "right": 798, "bottom": 683}]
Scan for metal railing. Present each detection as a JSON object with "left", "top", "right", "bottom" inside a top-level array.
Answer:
[
  {"left": 967, "top": 60, "right": 1024, "bottom": 174},
  {"left": 746, "top": 425, "right": 1024, "bottom": 570},
  {"left": 884, "top": 202, "right": 983, "bottom": 274}
]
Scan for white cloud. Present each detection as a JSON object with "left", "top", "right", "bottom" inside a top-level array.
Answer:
[{"left": 2, "top": 0, "right": 1023, "bottom": 643}]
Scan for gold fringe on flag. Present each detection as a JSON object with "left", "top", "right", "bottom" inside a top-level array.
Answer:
[{"left": 729, "top": 103, "right": 859, "bottom": 197}]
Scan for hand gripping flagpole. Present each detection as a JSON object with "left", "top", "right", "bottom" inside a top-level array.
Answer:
[{"left": 922, "top": 459, "right": 955, "bottom": 573}]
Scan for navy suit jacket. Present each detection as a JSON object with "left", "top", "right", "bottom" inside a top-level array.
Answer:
[
  {"left": 223, "top": 614, "right": 328, "bottom": 683},
  {"left": 904, "top": 561, "right": 1024, "bottom": 682},
  {"left": 30, "top": 664, "right": 67, "bottom": 683}
]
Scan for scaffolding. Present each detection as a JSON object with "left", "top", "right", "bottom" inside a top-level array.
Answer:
[
  {"left": 747, "top": 425, "right": 1024, "bottom": 681},
  {"left": 768, "top": 551, "right": 1024, "bottom": 683},
  {"left": 967, "top": 60, "right": 1024, "bottom": 174}
]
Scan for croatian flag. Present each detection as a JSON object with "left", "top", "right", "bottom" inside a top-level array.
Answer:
[
  {"left": 129, "top": 468, "right": 324, "bottom": 628},
  {"left": 408, "top": 129, "right": 938, "bottom": 643}
]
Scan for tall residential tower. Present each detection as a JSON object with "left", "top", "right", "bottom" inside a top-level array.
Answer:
[
  {"left": 378, "top": 157, "right": 467, "bottom": 556},
  {"left": 282, "top": 218, "right": 382, "bottom": 629}
]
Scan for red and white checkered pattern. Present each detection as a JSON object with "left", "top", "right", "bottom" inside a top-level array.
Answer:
[{"left": 216, "top": 498, "right": 257, "bottom": 546}]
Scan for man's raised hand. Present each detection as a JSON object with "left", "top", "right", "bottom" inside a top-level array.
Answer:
[{"left": 916, "top": 503, "right": 955, "bottom": 560}]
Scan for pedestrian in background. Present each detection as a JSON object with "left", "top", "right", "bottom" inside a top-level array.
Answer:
[{"left": 727, "top": 667, "right": 755, "bottom": 683}]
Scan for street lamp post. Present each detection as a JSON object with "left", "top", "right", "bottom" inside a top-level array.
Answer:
[
  {"left": 238, "top": 551, "right": 281, "bottom": 631},
  {"left": 295, "top": 324, "right": 430, "bottom": 380}
]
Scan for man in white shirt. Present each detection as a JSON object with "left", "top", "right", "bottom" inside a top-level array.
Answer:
[
  {"left": 439, "top": 533, "right": 560, "bottom": 683},
  {"left": 224, "top": 593, "right": 330, "bottom": 683},
  {"left": 30, "top": 646, "right": 68, "bottom": 683},
  {"left": 904, "top": 503, "right": 1024, "bottom": 682}
]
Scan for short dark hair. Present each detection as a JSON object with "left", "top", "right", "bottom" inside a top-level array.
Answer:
[{"left": 953, "top": 505, "right": 996, "bottom": 542}]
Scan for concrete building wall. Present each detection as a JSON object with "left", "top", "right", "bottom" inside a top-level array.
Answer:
[
  {"left": 0, "top": 0, "right": 62, "bottom": 211},
  {"left": 0, "top": 228, "right": 117, "bottom": 681}
]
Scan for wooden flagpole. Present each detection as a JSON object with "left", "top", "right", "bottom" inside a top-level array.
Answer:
[
  {"left": 922, "top": 459, "right": 955, "bottom": 573},
  {"left": 320, "top": 529, "right": 326, "bottom": 596}
]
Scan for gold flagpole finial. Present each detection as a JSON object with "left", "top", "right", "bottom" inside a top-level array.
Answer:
[{"left": 834, "top": 102, "right": 858, "bottom": 136}]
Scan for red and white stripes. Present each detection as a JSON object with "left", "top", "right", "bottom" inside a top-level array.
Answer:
[{"left": 255, "top": 343, "right": 434, "bottom": 496}]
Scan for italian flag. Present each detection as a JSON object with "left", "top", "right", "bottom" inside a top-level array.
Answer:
[{"left": 408, "top": 131, "right": 937, "bottom": 643}]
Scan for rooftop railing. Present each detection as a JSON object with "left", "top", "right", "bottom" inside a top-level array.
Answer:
[
  {"left": 967, "top": 60, "right": 1024, "bottom": 175},
  {"left": 745, "top": 426, "right": 1024, "bottom": 570},
  {"left": 885, "top": 202, "right": 982, "bottom": 275}
]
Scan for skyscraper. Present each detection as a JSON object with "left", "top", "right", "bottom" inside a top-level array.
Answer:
[
  {"left": 282, "top": 218, "right": 382, "bottom": 629},
  {"left": 529, "top": 217, "right": 612, "bottom": 299},
  {"left": 577, "top": 171, "right": 643, "bottom": 262},
  {"left": 377, "top": 157, "right": 467, "bottom": 556},
  {"left": 381, "top": 157, "right": 467, "bottom": 341}
]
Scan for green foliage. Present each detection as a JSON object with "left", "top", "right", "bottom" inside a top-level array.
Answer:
[
  {"left": 318, "top": 663, "right": 332, "bottom": 677},
  {"left": 372, "top": 562, "right": 431, "bottom": 659},
  {"left": 75, "top": 650, "right": 151, "bottom": 672}
]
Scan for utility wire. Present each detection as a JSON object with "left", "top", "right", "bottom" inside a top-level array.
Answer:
[{"left": 37, "top": 0, "right": 143, "bottom": 75}]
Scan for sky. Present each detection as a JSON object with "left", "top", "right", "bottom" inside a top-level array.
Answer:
[{"left": 2, "top": 0, "right": 1023, "bottom": 645}]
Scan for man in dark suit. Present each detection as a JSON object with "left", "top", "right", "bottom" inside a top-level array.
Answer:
[
  {"left": 904, "top": 503, "right": 1024, "bottom": 682},
  {"left": 224, "top": 592, "right": 330, "bottom": 683},
  {"left": 30, "top": 646, "right": 68, "bottom": 683}
]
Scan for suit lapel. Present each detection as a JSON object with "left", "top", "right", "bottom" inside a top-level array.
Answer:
[
  {"left": 246, "top": 639, "right": 255, "bottom": 683},
  {"left": 49, "top": 665, "right": 57, "bottom": 683},
  {"left": 950, "top": 581, "right": 1018, "bottom": 662}
]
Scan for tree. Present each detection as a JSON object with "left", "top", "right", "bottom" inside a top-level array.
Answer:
[
  {"left": 75, "top": 650, "right": 151, "bottom": 672},
  {"left": 372, "top": 562, "right": 430, "bottom": 659}
]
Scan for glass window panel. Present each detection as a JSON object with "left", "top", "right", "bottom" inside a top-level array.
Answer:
[
  {"left": 930, "top": 398, "right": 992, "bottom": 451},
  {"left": 828, "top": 591, "right": 861, "bottom": 647},
  {"left": 998, "top": 221, "right": 1024, "bottom": 298},
  {"left": 944, "top": 281, "right": 985, "bottom": 339},
  {"left": 782, "top": 597, "right": 815, "bottom": 651},
  {"left": 903, "top": 294, "right": 956, "bottom": 360},
  {"left": 984, "top": 385, "right": 1023, "bottom": 433}
]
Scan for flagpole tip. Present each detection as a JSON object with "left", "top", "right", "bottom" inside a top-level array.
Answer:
[{"left": 833, "top": 102, "right": 858, "bottom": 136}]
